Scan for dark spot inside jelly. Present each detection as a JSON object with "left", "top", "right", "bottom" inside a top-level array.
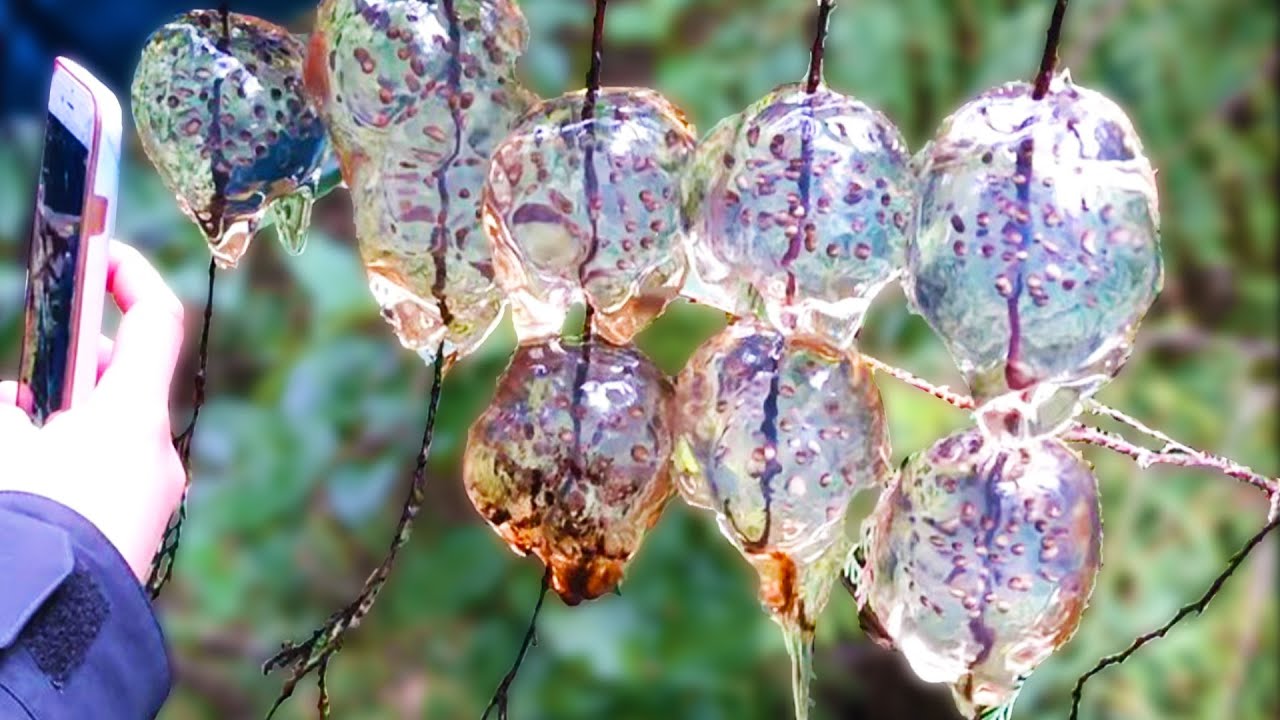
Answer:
[
  {"left": 512, "top": 203, "right": 563, "bottom": 225},
  {"left": 950, "top": 215, "right": 966, "bottom": 233},
  {"left": 1093, "top": 120, "right": 1135, "bottom": 161}
]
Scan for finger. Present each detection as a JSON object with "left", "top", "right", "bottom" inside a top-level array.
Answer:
[
  {"left": 0, "top": 381, "right": 34, "bottom": 411},
  {"left": 98, "top": 241, "right": 184, "bottom": 407},
  {"left": 97, "top": 335, "right": 115, "bottom": 381},
  {"left": 0, "top": 381, "right": 17, "bottom": 406},
  {"left": 107, "top": 240, "right": 184, "bottom": 318},
  {"left": 0, "top": 400, "right": 34, "bottom": 441}
]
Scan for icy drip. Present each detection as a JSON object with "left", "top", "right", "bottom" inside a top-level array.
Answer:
[{"left": 270, "top": 186, "right": 314, "bottom": 255}]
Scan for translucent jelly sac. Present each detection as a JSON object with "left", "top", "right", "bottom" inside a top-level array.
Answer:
[
  {"left": 675, "top": 319, "right": 890, "bottom": 719},
  {"left": 860, "top": 429, "right": 1101, "bottom": 718},
  {"left": 907, "top": 71, "right": 1162, "bottom": 437},
  {"left": 306, "top": 0, "right": 534, "bottom": 366},
  {"left": 684, "top": 83, "right": 913, "bottom": 347},
  {"left": 463, "top": 338, "right": 676, "bottom": 605},
  {"left": 484, "top": 88, "right": 697, "bottom": 345},
  {"left": 132, "top": 10, "right": 328, "bottom": 267}
]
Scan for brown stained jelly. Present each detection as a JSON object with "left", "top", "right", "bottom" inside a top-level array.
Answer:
[{"left": 464, "top": 338, "right": 675, "bottom": 604}]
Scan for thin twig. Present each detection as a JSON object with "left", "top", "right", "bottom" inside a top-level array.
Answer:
[
  {"left": 860, "top": 353, "right": 975, "bottom": 409},
  {"left": 263, "top": 344, "right": 447, "bottom": 719},
  {"left": 1033, "top": 0, "right": 1070, "bottom": 99},
  {"left": 1064, "top": 422, "right": 1276, "bottom": 499},
  {"left": 805, "top": 0, "right": 836, "bottom": 94},
  {"left": 572, "top": 0, "right": 609, "bottom": 465},
  {"left": 1068, "top": 511, "right": 1280, "bottom": 720},
  {"left": 482, "top": 568, "right": 552, "bottom": 720},
  {"left": 858, "top": 352, "right": 1277, "bottom": 499},
  {"left": 149, "top": 4, "right": 229, "bottom": 594},
  {"left": 576, "top": 0, "right": 608, "bottom": 341},
  {"left": 582, "top": 0, "right": 607, "bottom": 117}
]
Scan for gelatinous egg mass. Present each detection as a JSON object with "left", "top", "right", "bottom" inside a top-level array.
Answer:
[
  {"left": 685, "top": 83, "right": 912, "bottom": 346},
  {"left": 677, "top": 318, "right": 890, "bottom": 563},
  {"left": 464, "top": 338, "right": 675, "bottom": 604},
  {"left": 676, "top": 318, "right": 890, "bottom": 719},
  {"left": 484, "top": 88, "right": 697, "bottom": 345},
  {"left": 861, "top": 429, "right": 1101, "bottom": 718},
  {"left": 306, "top": 0, "right": 534, "bottom": 366},
  {"left": 907, "top": 71, "right": 1162, "bottom": 436},
  {"left": 132, "top": 10, "right": 328, "bottom": 267}
]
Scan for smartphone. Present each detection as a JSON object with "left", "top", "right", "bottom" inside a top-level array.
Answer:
[{"left": 16, "top": 57, "right": 122, "bottom": 425}]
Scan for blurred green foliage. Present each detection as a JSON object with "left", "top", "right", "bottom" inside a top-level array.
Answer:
[{"left": 0, "top": 1, "right": 1276, "bottom": 718}]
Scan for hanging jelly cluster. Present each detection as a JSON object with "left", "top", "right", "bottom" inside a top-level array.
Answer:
[
  {"left": 132, "top": 9, "right": 329, "bottom": 266},
  {"left": 674, "top": 65, "right": 908, "bottom": 717},
  {"left": 855, "top": 70, "right": 1162, "bottom": 719},
  {"left": 465, "top": 82, "right": 698, "bottom": 602},
  {"left": 305, "top": 0, "right": 536, "bottom": 367},
  {"left": 126, "top": 2, "right": 1172, "bottom": 719},
  {"left": 132, "top": 7, "right": 334, "bottom": 595}
]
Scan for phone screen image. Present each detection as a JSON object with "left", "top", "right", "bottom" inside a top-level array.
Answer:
[{"left": 18, "top": 112, "right": 90, "bottom": 425}]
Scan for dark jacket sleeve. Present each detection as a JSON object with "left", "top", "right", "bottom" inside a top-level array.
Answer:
[{"left": 0, "top": 491, "right": 172, "bottom": 719}]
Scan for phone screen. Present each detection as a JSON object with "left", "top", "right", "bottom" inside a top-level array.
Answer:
[{"left": 18, "top": 112, "right": 90, "bottom": 425}]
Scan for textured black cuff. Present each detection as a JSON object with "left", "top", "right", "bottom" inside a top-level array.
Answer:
[{"left": 0, "top": 492, "right": 172, "bottom": 719}]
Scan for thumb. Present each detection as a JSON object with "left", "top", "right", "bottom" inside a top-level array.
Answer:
[{"left": 96, "top": 242, "right": 185, "bottom": 411}]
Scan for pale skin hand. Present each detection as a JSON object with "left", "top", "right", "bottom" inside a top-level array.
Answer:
[{"left": 0, "top": 240, "right": 186, "bottom": 582}]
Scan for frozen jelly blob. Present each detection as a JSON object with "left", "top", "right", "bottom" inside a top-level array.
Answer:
[
  {"left": 484, "top": 88, "right": 697, "bottom": 345},
  {"left": 860, "top": 429, "right": 1101, "bottom": 718},
  {"left": 306, "top": 0, "right": 534, "bottom": 366},
  {"left": 132, "top": 10, "right": 328, "bottom": 267},
  {"left": 684, "top": 83, "right": 912, "bottom": 347},
  {"left": 675, "top": 318, "right": 890, "bottom": 719},
  {"left": 464, "top": 338, "right": 675, "bottom": 604},
  {"left": 908, "top": 71, "right": 1162, "bottom": 438}
]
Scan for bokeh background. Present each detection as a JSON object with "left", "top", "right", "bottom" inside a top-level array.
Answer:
[{"left": 1, "top": 0, "right": 1276, "bottom": 718}]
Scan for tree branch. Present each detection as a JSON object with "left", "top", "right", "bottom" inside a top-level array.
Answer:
[
  {"left": 1068, "top": 511, "right": 1280, "bottom": 720},
  {"left": 263, "top": 344, "right": 447, "bottom": 719},
  {"left": 858, "top": 352, "right": 1278, "bottom": 501}
]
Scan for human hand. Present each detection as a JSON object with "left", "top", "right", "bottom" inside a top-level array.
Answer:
[{"left": 1, "top": 240, "right": 186, "bottom": 582}]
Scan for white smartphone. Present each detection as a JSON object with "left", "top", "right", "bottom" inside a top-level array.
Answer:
[{"left": 16, "top": 57, "right": 122, "bottom": 425}]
